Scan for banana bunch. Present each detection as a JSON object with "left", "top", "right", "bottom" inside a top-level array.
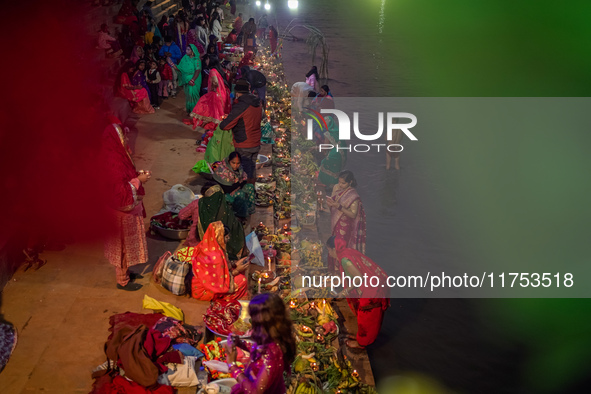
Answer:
[{"left": 295, "top": 382, "right": 318, "bottom": 394}]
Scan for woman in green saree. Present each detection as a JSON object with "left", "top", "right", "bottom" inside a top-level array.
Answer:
[
  {"left": 197, "top": 183, "right": 246, "bottom": 260},
  {"left": 318, "top": 115, "right": 347, "bottom": 190},
  {"left": 213, "top": 152, "right": 256, "bottom": 220},
  {"left": 175, "top": 43, "right": 202, "bottom": 114},
  {"left": 204, "top": 126, "right": 235, "bottom": 164}
]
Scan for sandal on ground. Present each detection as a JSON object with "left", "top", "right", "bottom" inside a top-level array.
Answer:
[
  {"left": 129, "top": 272, "right": 144, "bottom": 281},
  {"left": 117, "top": 282, "right": 143, "bottom": 291},
  {"left": 345, "top": 339, "right": 365, "bottom": 350},
  {"left": 33, "top": 259, "right": 47, "bottom": 271}
]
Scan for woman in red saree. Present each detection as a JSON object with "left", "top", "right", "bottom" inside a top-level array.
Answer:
[
  {"left": 326, "top": 236, "right": 389, "bottom": 349},
  {"left": 189, "top": 68, "right": 230, "bottom": 130},
  {"left": 191, "top": 221, "right": 248, "bottom": 301},
  {"left": 103, "top": 118, "right": 150, "bottom": 291},
  {"left": 238, "top": 51, "right": 254, "bottom": 69},
  {"left": 325, "top": 170, "right": 367, "bottom": 273},
  {"left": 115, "top": 62, "right": 155, "bottom": 114}
]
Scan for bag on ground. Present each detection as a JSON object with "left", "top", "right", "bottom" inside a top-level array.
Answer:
[
  {"left": 152, "top": 251, "right": 172, "bottom": 285},
  {"left": 161, "top": 255, "right": 191, "bottom": 295}
]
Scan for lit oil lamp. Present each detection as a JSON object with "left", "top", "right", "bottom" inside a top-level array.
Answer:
[
  {"left": 310, "top": 361, "right": 319, "bottom": 372},
  {"left": 316, "top": 334, "right": 324, "bottom": 343},
  {"left": 352, "top": 370, "right": 359, "bottom": 379},
  {"left": 289, "top": 299, "right": 297, "bottom": 309}
]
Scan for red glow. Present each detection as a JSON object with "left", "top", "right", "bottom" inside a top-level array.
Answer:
[{"left": 0, "top": 1, "right": 115, "bottom": 244}]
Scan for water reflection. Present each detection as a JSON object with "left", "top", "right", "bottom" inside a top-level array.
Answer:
[{"left": 378, "top": 0, "right": 386, "bottom": 34}]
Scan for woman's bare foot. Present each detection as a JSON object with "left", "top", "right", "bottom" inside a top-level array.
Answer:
[{"left": 345, "top": 339, "right": 365, "bottom": 350}]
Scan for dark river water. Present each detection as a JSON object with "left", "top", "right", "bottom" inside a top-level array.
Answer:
[{"left": 245, "top": 1, "right": 591, "bottom": 393}]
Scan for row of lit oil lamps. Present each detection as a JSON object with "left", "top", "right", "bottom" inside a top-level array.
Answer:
[{"left": 257, "top": 52, "right": 363, "bottom": 388}]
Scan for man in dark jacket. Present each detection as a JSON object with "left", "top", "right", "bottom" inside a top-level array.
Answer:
[
  {"left": 219, "top": 80, "right": 262, "bottom": 181},
  {"left": 240, "top": 66, "right": 267, "bottom": 108}
]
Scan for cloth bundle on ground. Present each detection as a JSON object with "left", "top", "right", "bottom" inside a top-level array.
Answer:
[
  {"left": 150, "top": 211, "right": 192, "bottom": 230},
  {"left": 203, "top": 300, "right": 242, "bottom": 336},
  {"left": 153, "top": 316, "right": 202, "bottom": 348},
  {"left": 105, "top": 325, "right": 172, "bottom": 387},
  {"left": 157, "top": 355, "right": 201, "bottom": 387},
  {"left": 142, "top": 295, "right": 185, "bottom": 321},
  {"left": 199, "top": 339, "right": 245, "bottom": 380},
  {"left": 91, "top": 312, "right": 204, "bottom": 393},
  {"left": 156, "top": 185, "right": 197, "bottom": 214}
]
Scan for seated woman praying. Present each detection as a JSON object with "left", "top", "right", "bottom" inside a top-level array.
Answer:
[
  {"left": 115, "top": 61, "right": 155, "bottom": 114},
  {"left": 190, "top": 221, "right": 249, "bottom": 301},
  {"left": 213, "top": 152, "right": 256, "bottom": 220},
  {"left": 311, "top": 84, "right": 335, "bottom": 111},
  {"left": 225, "top": 293, "right": 296, "bottom": 394},
  {"left": 178, "top": 181, "right": 245, "bottom": 258}
]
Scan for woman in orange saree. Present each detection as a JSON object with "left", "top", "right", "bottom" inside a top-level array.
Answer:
[
  {"left": 189, "top": 68, "right": 230, "bottom": 130},
  {"left": 116, "top": 61, "right": 155, "bottom": 114},
  {"left": 325, "top": 170, "right": 367, "bottom": 274},
  {"left": 191, "top": 221, "right": 249, "bottom": 301}
]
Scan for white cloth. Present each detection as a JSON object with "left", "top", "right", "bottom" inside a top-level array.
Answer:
[
  {"left": 156, "top": 184, "right": 196, "bottom": 215},
  {"left": 245, "top": 232, "right": 265, "bottom": 267},
  {"left": 291, "top": 82, "right": 315, "bottom": 112},
  {"left": 158, "top": 356, "right": 200, "bottom": 387}
]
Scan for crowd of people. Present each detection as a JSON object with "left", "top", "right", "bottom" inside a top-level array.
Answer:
[
  {"left": 98, "top": 0, "right": 388, "bottom": 391},
  {"left": 103, "top": 0, "right": 274, "bottom": 122}
]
